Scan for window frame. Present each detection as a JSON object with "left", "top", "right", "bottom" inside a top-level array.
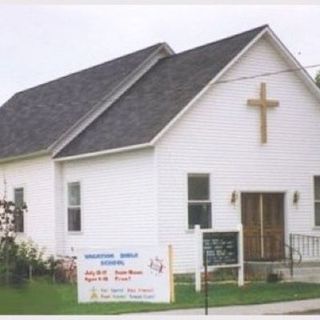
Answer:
[
  {"left": 13, "top": 186, "right": 25, "bottom": 234},
  {"left": 187, "top": 173, "right": 212, "bottom": 230},
  {"left": 67, "top": 181, "right": 82, "bottom": 233},
  {"left": 314, "top": 176, "right": 320, "bottom": 227}
]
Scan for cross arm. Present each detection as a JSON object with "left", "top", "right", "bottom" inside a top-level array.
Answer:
[
  {"left": 247, "top": 99, "right": 261, "bottom": 106},
  {"left": 266, "top": 100, "right": 279, "bottom": 107}
]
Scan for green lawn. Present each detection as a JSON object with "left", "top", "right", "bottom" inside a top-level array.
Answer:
[{"left": 1, "top": 279, "right": 320, "bottom": 315}]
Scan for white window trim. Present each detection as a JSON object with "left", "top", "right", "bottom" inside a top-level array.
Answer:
[
  {"left": 314, "top": 176, "right": 320, "bottom": 228},
  {"left": 13, "top": 185, "right": 26, "bottom": 235},
  {"left": 187, "top": 173, "right": 212, "bottom": 231},
  {"left": 66, "top": 181, "right": 82, "bottom": 233}
]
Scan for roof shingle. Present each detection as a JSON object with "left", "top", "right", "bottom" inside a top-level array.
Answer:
[
  {"left": 0, "top": 43, "right": 164, "bottom": 159},
  {"left": 57, "top": 25, "right": 266, "bottom": 158},
  {"left": 0, "top": 25, "right": 267, "bottom": 160}
]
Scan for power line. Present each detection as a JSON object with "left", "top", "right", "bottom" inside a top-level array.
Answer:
[{"left": 214, "top": 63, "right": 320, "bottom": 85}]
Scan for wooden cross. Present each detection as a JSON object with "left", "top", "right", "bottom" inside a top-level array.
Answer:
[{"left": 247, "top": 82, "right": 279, "bottom": 144}]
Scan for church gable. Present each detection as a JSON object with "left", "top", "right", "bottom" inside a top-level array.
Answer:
[{"left": 156, "top": 33, "right": 320, "bottom": 150}]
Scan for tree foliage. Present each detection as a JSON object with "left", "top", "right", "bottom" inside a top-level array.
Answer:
[
  {"left": 0, "top": 197, "right": 29, "bottom": 285},
  {"left": 0, "top": 188, "right": 59, "bottom": 285},
  {"left": 0, "top": 199, "right": 26, "bottom": 242}
]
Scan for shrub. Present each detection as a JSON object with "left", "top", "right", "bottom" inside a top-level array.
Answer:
[
  {"left": 16, "top": 240, "right": 48, "bottom": 276},
  {"left": 0, "top": 239, "right": 49, "bottom": 285},
  {"left": 0, "top": 193, "right": 76, "bottom": 285},
  {"left": 53, "top": 256, "right": 77, "bottom": 283}
]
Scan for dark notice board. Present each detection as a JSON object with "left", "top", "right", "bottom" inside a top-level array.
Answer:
[{"left": 203, "top": 232, "right": 238, "bottom": 266}]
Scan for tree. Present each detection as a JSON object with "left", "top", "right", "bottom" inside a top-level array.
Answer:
[
  {"left": 0, "top": 200, "right": 16, "bottom": 242},
  {"left": 315, "top": 70, "right": 320, "bottom": 88},
  {"left": 0, "top": 183, "right": 27, "bottom": 285},
  {"left": 0, "top": 181, "right": 55, "bottom": 285}
]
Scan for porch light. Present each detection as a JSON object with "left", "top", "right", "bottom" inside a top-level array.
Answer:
[
  {"left": 293, "top": 191, "right": 300, "bottom": 205},
  {"left": 231, "top": 191, "right": 238, "bottom": 205}
]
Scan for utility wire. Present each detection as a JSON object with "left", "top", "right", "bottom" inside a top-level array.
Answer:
[{"left": 214, "top": 63, "right": 320, "bottom": 85}]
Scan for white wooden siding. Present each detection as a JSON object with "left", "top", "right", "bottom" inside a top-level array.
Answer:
[
  {"left": 156, "top": 35, "right": 320, "bottom": 273},
  {"left": 54, "top": 162, "right": 65, "bottom": 255},
  {"left": 61, "top": 148, "right": 157, "bottom": 255},
  {"left": 0, "top": 156, "right": 56, "bottom": 254}
]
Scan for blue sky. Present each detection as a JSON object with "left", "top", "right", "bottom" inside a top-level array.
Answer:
[{"left": 0, "top": 5, "right": 319, "bottom": 105}]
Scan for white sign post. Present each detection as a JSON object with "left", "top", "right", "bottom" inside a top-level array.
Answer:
[
  {"left": 195, "top": 224, "right": 244, "bottom": 292},
  {"left": 77, "top": 245, "right": 174, "bottom": 303},
  {"left": 237, "top": 224, "right": 244, "bottom": 286}
]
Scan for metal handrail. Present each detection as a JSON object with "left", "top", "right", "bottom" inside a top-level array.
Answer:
[
  {"left": 244, "top": 234, "right": 302, "bottom": 277},
  {"left": 285, "top": 242, "right": 302, "bottom": 277},
  {"left": 284, "top": 243, "right": 302, "bottom": 264},
  {"left": 289, "top": 233, "right": 320, "bottom": 258}
]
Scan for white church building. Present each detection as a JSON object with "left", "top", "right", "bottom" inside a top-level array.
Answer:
[{"left": 1, "top": 25, "right": 320, "bottom": 274}]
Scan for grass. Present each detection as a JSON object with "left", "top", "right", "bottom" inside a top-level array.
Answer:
[{"left": 1, "top": 279, "right": 320, "bottom": 314}]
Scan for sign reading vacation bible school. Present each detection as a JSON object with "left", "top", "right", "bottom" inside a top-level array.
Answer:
[{"left": 77, "top": 246, "right": 173, "bottom": 303}]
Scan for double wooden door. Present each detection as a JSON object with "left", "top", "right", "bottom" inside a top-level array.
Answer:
[{"left": 241, "top": 193, "right": 285, "bottom": 261}]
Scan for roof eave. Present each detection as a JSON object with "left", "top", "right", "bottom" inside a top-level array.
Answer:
[
  {"left": 0, "top": 150, "right": 50, "bottom": 164},
  {"left": 54, "top": 143, "right": 153, "bottom": 162},
  {"left": 48, "top": 43, "right": 173, "bottom": 158}
]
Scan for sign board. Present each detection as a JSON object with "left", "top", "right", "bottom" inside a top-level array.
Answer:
[
  {"left": 194, "top": 224, "right": 244, "bottom": 291},
  {"left": 77, "top": 246, "right": 173, "bottom": 303},
  {"left": 203, "top": 232, "right": 238, "bottom": 266}
]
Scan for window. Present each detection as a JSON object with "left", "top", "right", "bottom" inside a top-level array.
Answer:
[
  {"left": 188, "top": 174, "right": 211, "bottom": 229},
  {"left": 315, "top": 177, "right": 320, "bottom": 226},
  {"left": 67, "top": 182, "right": 81, "bottom": 232},
  {"left": 14, "top": 187, "right": 24, "bottom": 233}
]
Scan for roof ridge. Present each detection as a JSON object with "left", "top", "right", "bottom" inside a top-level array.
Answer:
[
  {"left": 0, "top": 24, "right": 273, "bottom": 161},
  {"left": 49, "top": 41, "right": 172, "bottom": 156},
  {"left": 15, "top": 42, "right": 165, "bottom": 96},
  {"left": 13, "top": 26, "right": 268, "bottom": 96},
  {"left": 56, "top": 25, "right": 270, "bottom": 159},
  {"left": 169, "top": 24, "right": 268, "bottom": 58}
]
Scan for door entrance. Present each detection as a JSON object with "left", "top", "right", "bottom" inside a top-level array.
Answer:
[{"left": 241, "top": 193, "right": 285, "bottom": 261}]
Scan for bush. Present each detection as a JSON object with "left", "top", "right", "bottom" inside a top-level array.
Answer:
[
  {"left": 0, "top": 236, "right": 77, "bottom": 286},
  {"left": 16, "top": 240, "right": 48, "bottom": 276},
  {"left": 0, "top": 239, "right": 49, "bottom": 286},
  {"left": 53, "top": 257, "right": 77, "bottom": 283}
]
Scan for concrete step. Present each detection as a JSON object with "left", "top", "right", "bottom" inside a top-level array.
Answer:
[
  {"left": 275, "top": 266, "right": 320, "bottom": 283},
  {"left": 276, "top": 267, "right": 320, "bottom": 274},
  {"left": 245, "top": 260, "right": 320, "bottom": 282},
  {"left": 290, "top": 276, "right": 320, "bottom": 283}
]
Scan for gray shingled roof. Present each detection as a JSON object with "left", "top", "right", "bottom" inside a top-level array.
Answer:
[
  {"left": 57, "top": 25, "right": 267, "bottom": 158},
  {"left": 0, "top": 43, "right": 164, "bottom": 159},
  {"left": 0, "top": 25, "right": 267, "bottom": 160}
]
